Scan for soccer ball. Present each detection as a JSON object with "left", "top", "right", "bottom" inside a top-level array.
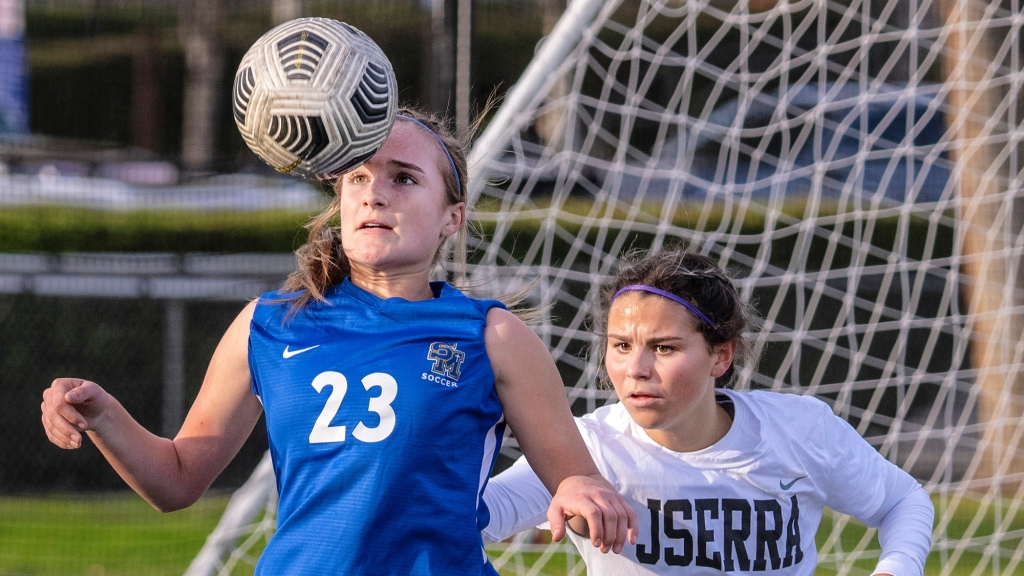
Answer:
[{"left": 232, "top": 18, "right": 398, "bottom": 180}]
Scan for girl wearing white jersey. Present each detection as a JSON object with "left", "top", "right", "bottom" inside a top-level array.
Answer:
[
  {"left": 40, "top": 108, "right": 636, "bottom": 575},
  {"left": 484, "top": 249, "right": 933, "bottom": 576}
]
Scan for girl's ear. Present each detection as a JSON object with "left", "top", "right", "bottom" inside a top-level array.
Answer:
[
  {"left": 440, "top": 201, "right": 466, "bottom": 238},
  {"left": 710, "top": 339, "right": 737, "bottom": 378}
]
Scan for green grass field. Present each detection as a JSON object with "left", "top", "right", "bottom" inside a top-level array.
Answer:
[
  {"left": 0, "top": 492, "right": 230, "bottom": 576},
  {"left": 2, "top": 492, "right": 1021, "bottom": 575}
]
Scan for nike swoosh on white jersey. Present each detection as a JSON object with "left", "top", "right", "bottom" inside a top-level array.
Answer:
[{"left": 283, "top": 345, "right": 320, "bottom": 359}]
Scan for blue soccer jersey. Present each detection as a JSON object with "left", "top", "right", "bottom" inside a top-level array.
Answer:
[{"left": 248, "top": 278, "right": 506, "bottom": 575}]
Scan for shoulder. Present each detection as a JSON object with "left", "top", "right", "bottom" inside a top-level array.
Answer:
[
  {"left": 211, "top": 300, "right": 258, "bottom": 365},
  {"left": 735, "top": 390, "right": 877, "bottom": 469},
  {"left": 256, "top": 287, "right": 304, "bottom": 304},
  {"left": 439, "top": 283, "right": 507, "bottom": 317},
  {"left": 226, "top": 300, "right": 257, "bottom": 334},
  {"left": 427, "top": 282, "right": 508, "bottom": 322},
  {"left": 739, "top": 388, "right": 832, "bottom": 412},
  {"left": 484, "top": 306, "right": 521, "bottom": 333},
  {"left": 250, "top": 288, "right": 306, "bottom": 325},
  {"left": 731, "top": 389, "right": 834, "bottom": 440},
  {"left": 483, "top": 308, "right": 541, "bottom": 367}
]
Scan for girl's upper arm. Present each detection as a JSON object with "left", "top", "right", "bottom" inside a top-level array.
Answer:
[
  {"left": 172, "top": 299, "right": 264, "bottom": 490},
  {"left": 80, "top": 300, "right": 264, "bottom": 511},
  {"left": 484, "top": 307, "right": 598, "bottom": 493}
]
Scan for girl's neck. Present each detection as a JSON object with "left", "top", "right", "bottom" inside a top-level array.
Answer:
[
  {"left": 349, "top": 265, "right": 436, "bottom": 301},
  {"left": 646, "top": 393, "right": 733, "bottom": 453}
]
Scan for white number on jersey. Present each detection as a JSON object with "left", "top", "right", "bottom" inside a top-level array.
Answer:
[
  {"left": 309, "top": 371, "right": 349, "bottom": 443},
  {"left": 309, "top": 371, "right": 398, "bottom": 444},
  {"left": 352, "top": 372, "right": 397, "bottom": 442}
]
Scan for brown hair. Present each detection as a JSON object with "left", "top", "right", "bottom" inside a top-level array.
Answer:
[
  {"left": 281, "top": 107, "right": 469, "bottom": 309},
  {"left": 596, "top": 248, "right": 758, "bottom": 389}
]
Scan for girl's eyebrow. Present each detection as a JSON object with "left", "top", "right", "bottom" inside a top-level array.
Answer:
[
  {"left": 388, "top": 159, "right": 425, "bottom": 174},
  {"left": 607, "top": 334, "right": 683, "bottom": 345},
  {"left": 645, "top": 336, "right": 683, "bottom": 345}
]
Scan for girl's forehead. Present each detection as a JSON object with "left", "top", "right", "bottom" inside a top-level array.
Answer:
[
  {"left": 374, "top": 121, "right": 444, "bottom": 165},
  {"left": 607, "top": 293, "right": 699, "bottom": 332}
]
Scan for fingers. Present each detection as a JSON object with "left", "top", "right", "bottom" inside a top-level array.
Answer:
[
  {"left": 547, "top": 505, "right": 567, "bottom": 543},
  {"left": 40, "top": 378, "right": 96, "bottom": 450},
  {"left": 607, "top": 498, "right": 627, "bottom": 554},
  {"left": 597, "top": 497, "right": 638, "bottom": 552},
  {"left": 41, "top": 405, "right": 81, "bottom": 449},
  {"left": 568, "top": 500, "right": 613, "bottom": 553},
  {"left": 549, "top": 475, "right": 635, "bottom": 554},
  {"left": 626, "top": 499, "right": 639, "bottom": 545},
  {"left": 588, "top": 501, "right": 612, "bottom": 553},
  {"left": 613, "top": 495, "right": 639, "bottom": 551},
  {"left": 41, "top": 397, "right": 83, "bottom": 449},
  {"left": 63, "top": 380, "right": 101, "bottom": 409}
]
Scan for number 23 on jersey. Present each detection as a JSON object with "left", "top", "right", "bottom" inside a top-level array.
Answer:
[{"left": 308, "top": 371, "right": 397, "bottom": 444}]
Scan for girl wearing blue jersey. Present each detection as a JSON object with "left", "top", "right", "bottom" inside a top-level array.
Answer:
[
  {"left": 40, "top": 108, "right": 637, "bottom": 575},
  {"left": 483, "top": 249, "right": 934, "bottom": 576}
]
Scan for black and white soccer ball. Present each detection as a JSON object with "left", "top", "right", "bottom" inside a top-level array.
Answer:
[{"left": 232, "top": 18, "right": 398, "bottom": 180}]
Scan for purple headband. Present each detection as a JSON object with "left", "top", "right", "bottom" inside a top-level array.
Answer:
[
  {"left": 396, "top": 114, "right": 461, "bottom": 194},
  {"left": 612, "top": 285, "right": 720, "bottom": 333}
]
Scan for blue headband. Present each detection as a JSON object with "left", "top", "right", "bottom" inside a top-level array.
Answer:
[
  {"left": 396, "top": 114, "right": 461, "bottom": 194},
  {"left": 612, "top": 285, "right": 720, "bottom": 333}
]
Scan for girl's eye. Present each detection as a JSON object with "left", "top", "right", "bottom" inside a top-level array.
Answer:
[
  {"left": 396, "top": 173, "right": 416, "bottom": 185},
  {"left": 348, "top": 173, "right": 368, "bottom": 185}
]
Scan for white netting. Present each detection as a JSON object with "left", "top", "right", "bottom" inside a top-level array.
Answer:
[{"left": 193, "top": 0, "right": 1024, "bottom": 574}]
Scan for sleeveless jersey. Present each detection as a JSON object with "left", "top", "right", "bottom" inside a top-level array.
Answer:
[{"left": 249, "top": 278, "right": 506, "bottom": 576}]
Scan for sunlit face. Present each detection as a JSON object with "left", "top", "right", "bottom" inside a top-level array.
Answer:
[
  {"left": 337, "top": 121, "right": 464, "bottom": 276},
  {"left": 605, "top": 292, "right": 735, "bottom": 450}
]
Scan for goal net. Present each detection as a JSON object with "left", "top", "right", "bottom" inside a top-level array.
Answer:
[{"left": 189, "top": 0, "right": 1024, "bottom": 574}]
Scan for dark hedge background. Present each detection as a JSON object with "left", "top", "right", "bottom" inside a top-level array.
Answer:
[{"left": 3, "top": 295, "right": 267, "bottom": 492}]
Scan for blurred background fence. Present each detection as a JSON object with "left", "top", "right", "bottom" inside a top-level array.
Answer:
[{"left": 7, "top": 0, "right": 548, "bottom": 175}]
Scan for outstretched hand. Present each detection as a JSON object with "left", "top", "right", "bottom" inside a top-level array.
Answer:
[
  {"left": 41, "top": 378, "right": 113, "bottom": 449},
  {"left": 547, "top": 474, "right": 639, "bottom": 554}
]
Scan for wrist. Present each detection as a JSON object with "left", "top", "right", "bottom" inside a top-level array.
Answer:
[
  {"left": 83, "top": 394, "right": 118, "bottom": 436},
  {"left": 555, "top": 473, "right": 597, "bottom": 493}
]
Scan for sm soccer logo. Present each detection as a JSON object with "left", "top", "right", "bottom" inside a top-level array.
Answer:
[{"left": 427, "top": 342, "right": 465, "bottom": 382}]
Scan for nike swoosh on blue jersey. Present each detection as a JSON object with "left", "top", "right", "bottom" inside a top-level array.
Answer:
[{"left": 283, "top": 344, "right": 320, "bottom": 358}]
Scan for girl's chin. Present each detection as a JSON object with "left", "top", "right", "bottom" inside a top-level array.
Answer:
[
  {"left": 623, "top": 402, "right": 667, "bottom": 425},
  {"left": 346, "top": 249, "right": 401, "bottom": 267}
]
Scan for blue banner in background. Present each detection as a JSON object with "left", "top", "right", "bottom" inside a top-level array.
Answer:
[
  {"left": 0, "top": 0, "right": 27, "bottom": 134},
  {"left": 0, "top": 36, "right": 28, "bottom": 134}
]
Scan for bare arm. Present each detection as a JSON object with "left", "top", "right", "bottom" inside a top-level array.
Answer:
[
  {"left": 485, "top": 307, "right": 638, "bottom": 553},
  {"left": 41, "top": 300, "right": 264, "bottom": 512}
]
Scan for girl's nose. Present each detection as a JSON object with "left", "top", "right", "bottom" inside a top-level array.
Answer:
[
  {"left": 626, "top": 350, "right": 653, "bottom": 381},
  {"left": 362, "top": 180, "right": 388, "bottom": 208}
]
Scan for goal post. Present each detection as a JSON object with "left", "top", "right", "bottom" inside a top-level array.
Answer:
[
  {"left": 192, "top": 1, "right": 1024, "bottom": 574},
  {"left": 941, "top": 0, "right": 1024, "bottom": 499},
  {"left": 184, "top": 452, "right": 277, "bottom": 576}
]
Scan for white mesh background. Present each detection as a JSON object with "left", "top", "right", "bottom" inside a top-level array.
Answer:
[{"left": 467, "top": 0, "right": 1024, "bottom": 574}]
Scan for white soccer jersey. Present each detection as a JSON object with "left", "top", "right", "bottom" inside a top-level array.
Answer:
[{"left": 484, "top": 389, "right": 932, "bottom": 576}]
